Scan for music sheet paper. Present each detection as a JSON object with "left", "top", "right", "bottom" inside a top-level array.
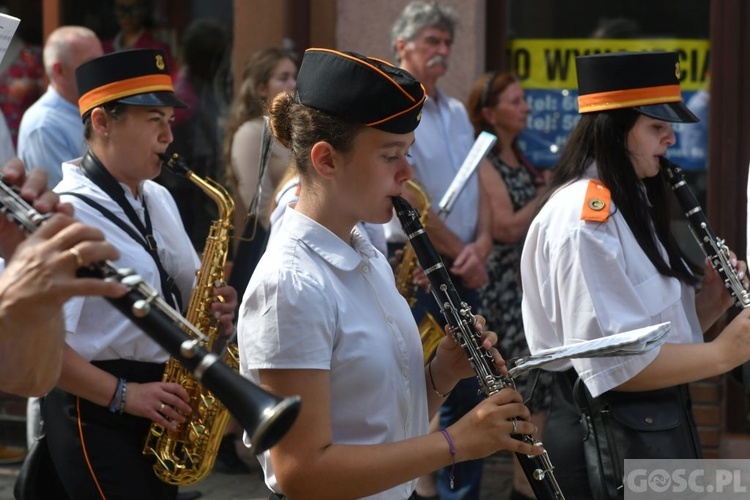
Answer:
[
  {"left": 508, "top": 322, "right": 671, "bottom": 378},
  {"left": 0, "top": 14, "right": 19, "bottom": 65},
  {"left": 437, "top": 131, "right": 496, "bottom": 216}
]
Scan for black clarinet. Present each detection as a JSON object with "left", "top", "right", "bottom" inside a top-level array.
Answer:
[
  {"left": 392, "top": 196, "right": 564, "bottom": 500},
  {"left": 0, "top": 176, "right": 301, "bottom": 453},
  {"left": 661, "top": 157, "right": 750, "bottom": 309}
]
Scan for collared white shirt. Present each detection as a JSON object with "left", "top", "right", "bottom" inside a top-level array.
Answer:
[
  {"left": 402, "top": 88, "right": 479, "bottom": 244},
  {"left": 269, "top": 176, "right": 388, "bottom": 256},
  {"left": 520, "top": 167, "right": 701, "bottom": 397},
  {"left": 238, "top": 207, "right": 428, "bottom": 500},
  {"left": 56, "top": 160, "right": 199, "bottom": 362}
]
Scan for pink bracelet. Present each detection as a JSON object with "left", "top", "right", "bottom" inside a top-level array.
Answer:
[{"left": 440, "top": 428, "right": 456, "bottom": 490}]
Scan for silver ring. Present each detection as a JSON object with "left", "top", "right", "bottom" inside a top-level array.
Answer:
[
  {"left": 511, "top": 419, "right": 518, "bottom": 434},
  {"left": 68, "top": 247, "right": 84, "bottom": 268},
  {"left": 158, "top": 403, "right": 165, "bottom": 413}
]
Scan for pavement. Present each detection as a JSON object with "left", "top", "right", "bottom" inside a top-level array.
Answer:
[{"left": 0, "top": 444, "right": 515, "bottom": 499}]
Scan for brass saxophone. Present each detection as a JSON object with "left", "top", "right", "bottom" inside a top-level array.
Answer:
[
  {"left": 143, "top": 153, "right": 237, "bottom": 485},
  {"left": 395, "top": 180, "right": 445, "bottom": 364}
]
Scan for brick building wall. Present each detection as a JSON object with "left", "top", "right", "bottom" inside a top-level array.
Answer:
[{"left": 691, "top": 377, "right": 724, "bottom": 458}]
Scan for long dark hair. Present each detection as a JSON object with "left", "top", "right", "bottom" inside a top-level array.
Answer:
[{"left": 546, "top": 109, "right": 698, "bottom": 285}]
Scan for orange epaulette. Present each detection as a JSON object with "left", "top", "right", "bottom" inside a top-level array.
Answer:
[{"left": 580, "top": 179, "right": 611, "bottom": 222}]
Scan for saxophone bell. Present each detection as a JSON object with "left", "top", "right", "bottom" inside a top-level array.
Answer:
[
  {"left": 0, "top": 172, "right": 301, "bottom": 473},
  {"left": 144, "top": 152, "right": 289, "bottom": 485}
]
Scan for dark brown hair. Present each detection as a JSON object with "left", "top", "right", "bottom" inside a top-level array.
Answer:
[
  {"left": 466, "top": 71, "right": 525, "bottom": 160},
  {"left": 268, "top": 92, "right": 362, "bottom": 177}
]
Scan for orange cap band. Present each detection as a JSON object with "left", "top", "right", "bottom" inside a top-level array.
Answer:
[
  {"left": 577, "top": 84, "right": 682, "bottom": 113},
  {"left": 78, "top": 74, "right": 175, "bottom": 116}
]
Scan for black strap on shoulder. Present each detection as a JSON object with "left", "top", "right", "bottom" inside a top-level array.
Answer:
[{"left": 64, "top": 151, "right": 183, "bottom": 310}]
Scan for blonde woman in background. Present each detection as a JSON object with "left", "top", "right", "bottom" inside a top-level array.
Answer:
[{"left": 225, "top": 47, "right": 297, "bottom": 301}]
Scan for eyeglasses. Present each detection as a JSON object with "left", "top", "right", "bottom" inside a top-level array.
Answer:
[{"left": 480, "top": 71, "right": 499, "bottom": 108}]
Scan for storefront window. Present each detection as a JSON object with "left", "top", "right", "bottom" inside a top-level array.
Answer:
[{"left": 506, "top": 0, "right": 711, "bottom": 172}]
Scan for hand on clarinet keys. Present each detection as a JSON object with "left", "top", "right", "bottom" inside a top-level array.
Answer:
[
  {"left": 448, "top": 388, "right": 544, "bottom": 460},
  {"left": 700, "top": 253, "right": 750, "bottom": 313},
  {"left": 434, "top": 314, "right": 507, "bottom": 380}
]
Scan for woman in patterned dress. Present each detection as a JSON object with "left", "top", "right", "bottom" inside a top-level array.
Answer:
[{"left": 468, "top": 72, "right": 553, "bottom": 500}]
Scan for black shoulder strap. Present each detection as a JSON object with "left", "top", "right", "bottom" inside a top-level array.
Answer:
[{"left": 62, "top": 191, "right": 183, "bottom": 311}]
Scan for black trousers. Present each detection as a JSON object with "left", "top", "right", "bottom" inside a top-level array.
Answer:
[
  {"left": 542, "top": 369, "right": 595, "bottom": 499},
  {"left": 42, "top": 359, "right": 177, "bottom": 500}
]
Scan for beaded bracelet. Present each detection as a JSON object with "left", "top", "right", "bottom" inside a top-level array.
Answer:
[
  {"left": 107, "top": 377, "right": 127, "bottom": 414},
  {"left": 440, "top": 428, "right": 456, "bottom": 490},
  {"left": 428, "top": 360, "right": 452, "bottom": 398},
  {"left": 118, "top": 379, "right": 127, "bottom": 414}
]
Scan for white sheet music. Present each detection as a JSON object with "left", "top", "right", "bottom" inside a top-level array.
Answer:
[
  {"left": 508, "top": 322, "right": 671, "bottom": 378},
  {"left": 437, "top": 131, "right": 496, "bottom": 216},
  {"left": 0, "top": 14, "right": 19, "bottom": 66}
]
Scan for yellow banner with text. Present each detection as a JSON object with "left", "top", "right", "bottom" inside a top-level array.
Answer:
[{"left": 508, "top": 39, "right": 710, "bottom": 91}]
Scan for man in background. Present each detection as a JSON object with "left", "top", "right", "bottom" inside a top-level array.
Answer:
[
  {"left": 391, "top": 3, "right": 492, "bottom": 499},
  {"left": 18, "top": 26, "right": 102, "bottom": 187}
]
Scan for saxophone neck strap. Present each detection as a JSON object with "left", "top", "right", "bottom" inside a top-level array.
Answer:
[
  {"left": 64, "top": 151, "right": 183, "bottom": 311},
  {"left": 80, "top": 149, "right": 157, "bottom": 248}
]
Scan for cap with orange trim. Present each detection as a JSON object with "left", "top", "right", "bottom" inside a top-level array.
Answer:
[
  {"left": 76, "top": 49, "right": 185, "bottom": 120},
  {"left": 576, "top": 51, "right": 698, "bottom": 123},
  {"left": 295, "top": 48, "right": 426, "bottom": 134}
]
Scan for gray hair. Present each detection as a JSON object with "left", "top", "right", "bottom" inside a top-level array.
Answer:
[
  {"left": 390, "top": 2, "right": 459, "bottom": 61},
  {"left": 43, "top": 26, "right": 98, "bottom": 78}
]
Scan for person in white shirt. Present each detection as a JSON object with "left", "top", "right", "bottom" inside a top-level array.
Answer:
[
  {"left": 42, "top": 48, "right": 237, "bottom": 499},
  {"left": 19, "top": 24, "right": 104, "bottom": 459},
  {"left": 390, "top": 4, "right": 493, "bottom": 497},
  {"left": 521, "top": 50, "right": 750, "bottom": 498},
  {"left": 238, "top": 47, "right": 541, "bottom": 500}
]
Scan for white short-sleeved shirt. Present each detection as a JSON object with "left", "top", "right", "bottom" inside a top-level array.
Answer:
[
  {"left": 397, "top": 88, "right": 479, "bottom": 244},
  {"left": 56, "top": 160, "right": 200, "bottom": 362},
  {"left": 238, "top": 207, "right": 428, "bottom": 500},
  {"left": 520, "top": 168, "right": 702, "bottom": 397}
]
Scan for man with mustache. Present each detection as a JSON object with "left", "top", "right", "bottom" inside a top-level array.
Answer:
[{"left": 391, "top": 3, "right": 492, "bottom": 499}]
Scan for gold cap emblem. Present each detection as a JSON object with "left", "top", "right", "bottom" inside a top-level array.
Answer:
[
  {"left": 588, "top": 198, "right": 606, "bottom": 211},
  {"left": 416, "top": 110, "right": 422, "bottom": 123},
  {"left": 675, "top": 61, "right": 680, "bottom": 80},
  {"left": 155, "top": 54, "right": 165, "bottom": 71}
]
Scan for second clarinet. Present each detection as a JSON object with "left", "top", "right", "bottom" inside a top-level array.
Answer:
[
  {"left": 392, "top": 196, "right": 565, "bottom": 500},
  {"left": 661, "top": 157, "right": 750, "bottom": 309}
]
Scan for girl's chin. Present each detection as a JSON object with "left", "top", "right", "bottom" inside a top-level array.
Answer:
[{"left": 365, "top": 208, "right": 394, "bottom": 225}]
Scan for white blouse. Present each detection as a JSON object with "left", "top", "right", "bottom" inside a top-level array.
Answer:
[
  {"left": 521, "top": 169, "right": 702, "bottom": 397},
  {"left": 238, "top": 207, "right": 428, "bottom": 499}
]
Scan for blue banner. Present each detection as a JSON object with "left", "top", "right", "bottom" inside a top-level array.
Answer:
[
  {"left": 518, "top": 89, "right": 708, "bottom": 170},
  {"left": 510, "top": 38, "right": 710, "bottom": 170}
]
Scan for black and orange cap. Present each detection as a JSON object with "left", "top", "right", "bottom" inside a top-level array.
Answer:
[
  {"left": 576, "top": 51, "right": 698, "bottom": 123},
  {"left": 295, "top": 48, "right": 426, "bottom": 134},
  {"left": 76, "top": 49, "right": 185, "bottom": 120}
]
